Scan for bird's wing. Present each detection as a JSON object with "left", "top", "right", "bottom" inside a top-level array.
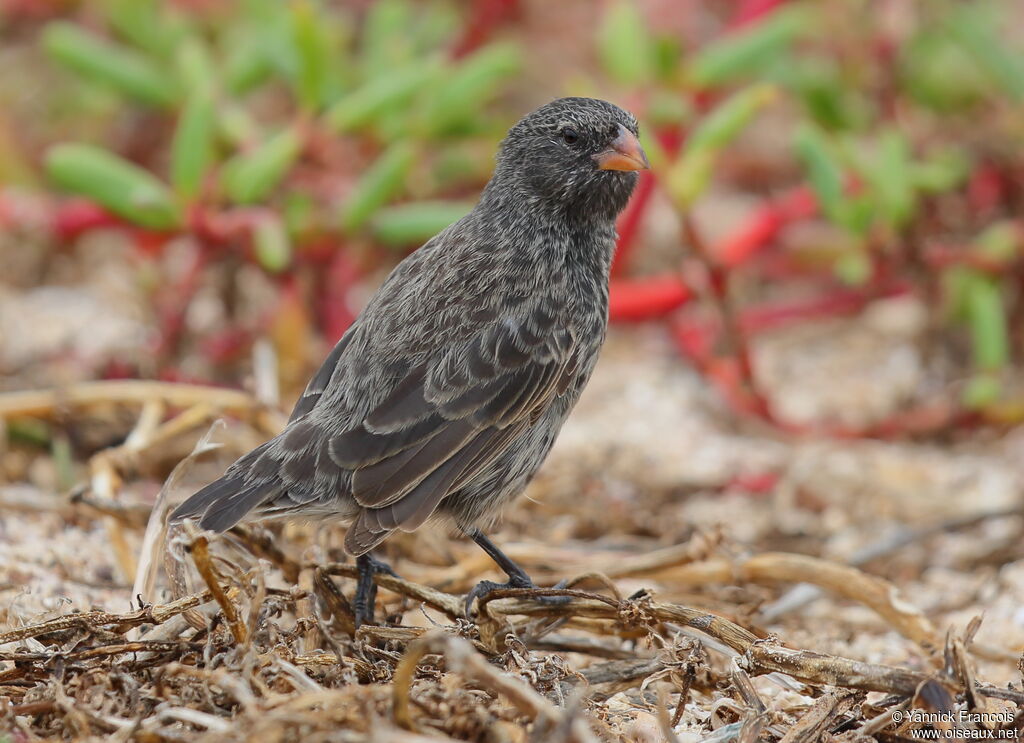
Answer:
[
  {"left": 338, "top": 305, "right": 575, "bottom": 504},
  {"left": 297, "top": 300, "right": 576, "bottom": 554}
]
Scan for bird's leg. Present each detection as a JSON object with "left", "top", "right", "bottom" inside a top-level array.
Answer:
[
  {"left": 464, "top": 529, "right": 568, "bottom": 616},
  {"left": 353, "top": 553, "right": 397, "bottom": 629}
]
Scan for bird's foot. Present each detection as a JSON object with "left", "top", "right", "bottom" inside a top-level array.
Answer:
[
  {"left": 463, "top": 528, "right": 572, "bottom": 617},
  {"left": 353, "top": 553, "right": 397, "bottom": 629},
  {"left": 463, "top": 568, "right": 570, "bottom": 618}
]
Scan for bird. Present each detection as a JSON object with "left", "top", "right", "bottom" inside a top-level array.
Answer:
[{"left": 171, "top": 97, "right": 649, "bottom": 626}]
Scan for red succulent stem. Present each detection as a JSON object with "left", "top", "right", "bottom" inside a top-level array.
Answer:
[
  {"left": 715, "top": 186, "right": 817, "bottom": 267},
  {"left": 452, "top": 0, "right": 520, "bottom": 58},
  {"left": 924, "top": 242, "right": 1023, "bottom": 273},
  {"left": 612, "top": 171, "right": 656, "bottom": 276},
  {"left": 609, "top": 275, "right": 693, "bottom": 322},
  {"left": 681, "top": 212, "right": 774, "bottom": 420},
  {"left": 967, "top": 163, "right": 1005, "bottom": 216},
  {"left": 53, "top": 200, "right": 122, "bottom": 241},
  {"left": 728, "top": 0, "right": 789, "bottom": 29},
  {"left": 673, "top": 280, "right": 912, "bottom": 353},
  {"left": 151, "top": 246, "right": 209, "bottom": 360}
]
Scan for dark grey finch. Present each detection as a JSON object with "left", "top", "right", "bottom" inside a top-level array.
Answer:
[{"left": 171, "top": 97, "right": 649, "bottom": 622}]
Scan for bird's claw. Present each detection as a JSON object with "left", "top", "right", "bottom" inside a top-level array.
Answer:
[
  {"left": 463, "top": 575, "right": 571, "bottom": 618},
  {"left": 353, "top": 554, "right": 397, "bottom": 630}
]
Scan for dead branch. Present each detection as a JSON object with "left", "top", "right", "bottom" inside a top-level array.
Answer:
[
  {"left": 0, "top": 380, "right": 285, "bottom": 434},
  {"left": 0, "top": 591, "right": 210, "bottom": 646},
  {"left": 647, "top": 552, "right": 939, "bottom": 652},
  {"left": 190, "top": 536, "right": 247, "bottom": 644}
]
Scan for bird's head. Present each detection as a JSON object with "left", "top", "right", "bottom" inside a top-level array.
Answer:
[{"left": 492, "top": 97, "right": 648, "bottom": 220}]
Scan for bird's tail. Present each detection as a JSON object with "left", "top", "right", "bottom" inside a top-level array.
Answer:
[{"left": 169, "top": 444, "right": 280, "bottom": 532}]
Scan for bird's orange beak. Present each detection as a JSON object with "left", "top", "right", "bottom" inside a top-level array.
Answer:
[{"left": 594, "top": 126, "right": 650, "bottom": 172}]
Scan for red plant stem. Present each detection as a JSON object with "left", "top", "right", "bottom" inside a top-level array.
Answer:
[
  {"left": 673, "top": 281, "right": 912, "bottom": 354},
  {"left": 612, "top": 172, "right": 656, "bottom": 276},
  {"left": 680, "top": 212, "right": 774, "bottom": 421},
  {"left": 151, "top": 245, "right": 209, "bottom": 360},
  {"left": 968, "top": 163, "right": 1004, "bottom": 216},
  {"left": 452, "top": 0, "right": 520, "bottom": 57},
  {"left": 53, "top": 200, "right": 123, "bottom": 241},
  {"left": 715, "top": 187, "right": 817, "bottom": 268},
  {"left": 924, "top": 243, "right": 1023, "bottom": 274},
  {"left": 609, "top": 186, "right": 819, "bottom": 326},
  {"left": 728, "top": 0, "right": 789, "bottom": 29},
  {"left": 609, "top": 275, "right": 693, "bottom": 322}
]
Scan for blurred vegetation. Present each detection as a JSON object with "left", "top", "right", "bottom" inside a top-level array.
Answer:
[
  {"left": 39, "top": 0, "right": 518, "bottom": 245},
  {"left": 3, "top": 0, "right": 1024, "bottom": 433}
]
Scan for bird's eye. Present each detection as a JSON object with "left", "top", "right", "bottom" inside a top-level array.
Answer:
[{"left": 561, "top": 127, "right": 580, "bottom": 145}]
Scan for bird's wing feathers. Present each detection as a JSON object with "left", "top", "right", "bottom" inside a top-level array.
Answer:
[
  {"left": 343, "top": 419, "right": 529, "bottom": 555},
  {"left": 334, "top": 302, "right": 575, "bottom": 555},
  {"left": 338, "top": 306, "right": 574, "bottom": 510}
]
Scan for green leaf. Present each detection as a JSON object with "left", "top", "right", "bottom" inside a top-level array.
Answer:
[
  {"left": 290, "top": 0, "right": 337, "bottom": 111},
  {"left": 973, "top": 220, "right": 1021, "bottom": 264},
  {"left": 794, "top": 123, "right": 844, "bottom": 223},
  {"left": 689, "top": 7, "right": 808, "bottom": 87},
  {"left": 361, "top": 0, "right": 414, "bottom": 76},
  {"left": 325, "top": 60, "right": 440, "bottom": 133},
  {"left": 224, "top": 29, "right": 275, "bottom": 95},
  {"left": 253, "top": 216, "right": 292, "bottom": 273},
  {"left": 834, "top": 249, "right": 871, "bottom": 286},
  {"left": 46, "top": 144, "right": 179, "bottom": 229},
  {"left": 421, "top": 44, "right": 520, "bottom": 136},
  {"left": 943, "top": 266, "right": 972, "bottom": 322},
  {"left": 171, "top": 90, "right": 216, "bottom": 199},
  {"left": 596, "top": 1, "right": 655, "bottom": 85},
  {"left": 686, "top": 83, "right": 777, "bottom": 153},
  {"left": 176, "top": 37, "right": 216, "bottom": 97},
  {"left": 646, "top": 89, "right": 693, "bottom": 129},
  {"left": 965, "top": 274, "right": 1009, "bottom": 371},
  {"left": 911, "top": 149, "right": 969, "bottom": 193},
  {"left": 340, "top": 141, "right": 414, "bottom": 232},
  {"left": 665, "top": 150, "right": 714, "bottom": 210},
  {"left": 43, "top": 22, "right": 176, "bottom": 107},
  {"left": 221, "top": 128, "right": 302, "bottom": 205},
  {"left": 862, "top": 129, "right": 914, "bottom": 228},
  {"left": 786, "top": 55, "right": 868, "bottom": 130},
  {"left": 667, "top": 85, "right": 776, "bottom": 207},
  {"left": 105, "top": 0, "right": 184, "bottom": 58},
  {"left": 963, "top": 373, "right": 1001, "bottom": 409},
  {"left": 406, "top": 2, "right": 459, "bottom": 54},
  {"left": 371, "top": 201, "right": 472, "bottom": 245},
  {"left": 947, "top": 6, "right": 1024, "bottom": 101},
  {"left": 218, "top": 104, "right": 259, "bottom": 148},
  {"left": 902, "top": 32, "right": 989, "bottom": 112}
]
